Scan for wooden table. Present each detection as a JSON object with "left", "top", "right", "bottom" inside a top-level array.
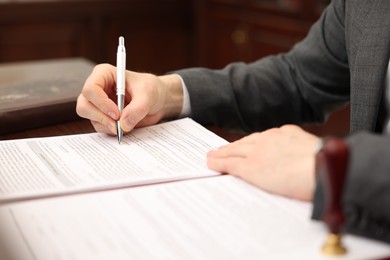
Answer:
[
  {"left": 0, "top": 118, "right": 244, "bottom": 143},
  {"left": 0, "top": 119, "right": 95, "bottom": 141}
]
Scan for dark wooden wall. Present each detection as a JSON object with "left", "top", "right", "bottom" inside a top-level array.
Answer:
[
  {"left": 194, "top": 0, "right": 326, "bottom": 68},
  {"left": 0, "top": 0, "right": 194, "bottom": 74}
]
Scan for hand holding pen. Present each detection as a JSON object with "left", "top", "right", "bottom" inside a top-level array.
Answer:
[
  {"left": 116, "top": 36, "right": 126, "bottom": 144},
  {"left": 76, "top": 37, "right": 184, "bottom": 138}
]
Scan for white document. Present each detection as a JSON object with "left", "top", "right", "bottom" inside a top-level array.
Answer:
[
  {"left": 0, "top": 175, "right": 388, "bottom": 260},
  {"left": 0, "top": 118, "right": 227, "bottom": 202}
]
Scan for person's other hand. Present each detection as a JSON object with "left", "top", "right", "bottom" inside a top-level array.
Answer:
[
  {"left": 76, "top": 64, "right": 184, "bottom": 135},
  {"left": 207, "top": 125, "right": 320, "bottom": 201}
]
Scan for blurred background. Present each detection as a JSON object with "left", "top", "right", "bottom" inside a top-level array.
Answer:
[
  {"left": 0, "top": 0, "right": 331, "bottom": 73},
  {"left": 0, "top": 0, "right": 348, "bottom": 136}
]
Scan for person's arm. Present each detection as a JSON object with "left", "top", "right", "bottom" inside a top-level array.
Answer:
[
  {"left": 175, "top": 0, "right": 350, "bottom": 132},
  {"left": 198, "top": 0, "right": 390, "bottom": 243}
]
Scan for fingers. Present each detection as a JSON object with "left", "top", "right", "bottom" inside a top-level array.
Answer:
[
  {"left": 208, "top": 141, "right": 253, "bottom": 159},
  {"left": 206, "top": 129, "right": 279, "bottom": 176},
  {"left": 80, "top": 64, "right": 119, "bottom": 119},
  {"left": 120, "top": 72, "right": 163, "bottom": 132},
  {"left": 91, "top": 120, "right": 116, "bottom": 135},
  {"left": 84, "top": 63, "right": 117, "bottom": 94},
  {"left": 77, "top": 94, "right": 117, "bottom": 135},
  {"left": 120, "top": 96, "right": 151, "bottom": 132},
  {"left": 207, "top": 131, "right": 270, "bottom": 159},
  {"left": 207, "top": 140, "right": 256, "bottom": 177},
  {"left": 207, "top": 155, "right": 244, "bottom": 176},
  {"left": 76, "top": 64, "right": 120, "bottom": 134},
  {"left": 77, "top": 64, "right": 179, "bottom": 135}
]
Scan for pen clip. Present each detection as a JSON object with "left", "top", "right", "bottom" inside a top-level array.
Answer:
[{"left": 116, "top": 36, "right": 126, "bottom": 97}]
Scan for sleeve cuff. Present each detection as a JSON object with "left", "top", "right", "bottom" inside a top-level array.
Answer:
[{"left": 175, "top": 74, "right": 192, "bottom": 118}]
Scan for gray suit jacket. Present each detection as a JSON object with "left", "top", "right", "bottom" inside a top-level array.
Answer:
[{"left": 176, "top": 0, "right": 390, "bottom": 242}]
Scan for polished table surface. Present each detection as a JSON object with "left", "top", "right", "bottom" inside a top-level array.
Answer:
[
  {"left": 0, "top": 118, "right": 244, "bottom": 143},
  {"left": 0, "top": 119, "right": 95, "bottom": 141}
]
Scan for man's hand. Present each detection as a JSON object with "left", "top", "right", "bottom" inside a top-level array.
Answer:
[
  {"left": 76, "top": 64, "right": 184, "bottom": 135},
  {"left": 207, "top": 125, "right": 320, "bottom": 201}
]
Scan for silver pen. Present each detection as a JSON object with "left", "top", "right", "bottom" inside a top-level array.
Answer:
[{"left": 116, "top": 36, "right": 126, "bottom": 144}]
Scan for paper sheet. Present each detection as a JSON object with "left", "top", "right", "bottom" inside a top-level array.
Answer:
[
  {"left": 0, "top": 175, "right": 388, "bottom": 260},
  {"left": 0, "top": 118, "right": 227, "bottom": 202}
]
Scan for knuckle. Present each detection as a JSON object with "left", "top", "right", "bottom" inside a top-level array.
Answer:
[
  {"left": 137, "top": 105, "right": 149, "bottom": 116},
  {"left": 264, "top": 127, "right": 281, "bottom": 136},
  {"left": 98, "top": 115, "right": 107, "bottom": 126},
  {"left": 75, "top": 104, "right": 83, "bottom": 117},
  {"left": 76, "top": 96, "right": 87, "bottom": 117},
  {"left": 93, "top": 63, "right": 111, "bottom": 73},
  {"left": 245, "top": 132, "right": 262, "bottom": 141},
  {"left": 91, "top": 121, "right": 105, "bottom": 133},
  {"left": 81, "top": 85, "right": 95, "bottom": 100},
  {"left": 281, "top": 124, "right": 301, "bottom": 132}
]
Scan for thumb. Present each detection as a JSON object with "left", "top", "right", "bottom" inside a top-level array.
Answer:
[{"left": 120, "top": 98, "right": 150, "bottom": 132}]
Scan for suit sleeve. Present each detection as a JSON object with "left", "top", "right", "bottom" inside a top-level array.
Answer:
[
  {"left": 312, "top": 133, "right": 390, "bottom": 243},
  {"left": 174, "top": 0, "right": 350, "bottom": 132}
]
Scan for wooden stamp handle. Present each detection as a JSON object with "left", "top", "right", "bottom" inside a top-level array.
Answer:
[{"left": 318, "top": 138, "right": 349, "bottom": 234}]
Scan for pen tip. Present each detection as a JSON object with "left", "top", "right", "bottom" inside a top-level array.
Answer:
[
  {"left": 119, "top": 36, "right": 124, "bottom": 46},
  {"left": 116, "top": 121, "right": 122, "bottom": 144}
]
